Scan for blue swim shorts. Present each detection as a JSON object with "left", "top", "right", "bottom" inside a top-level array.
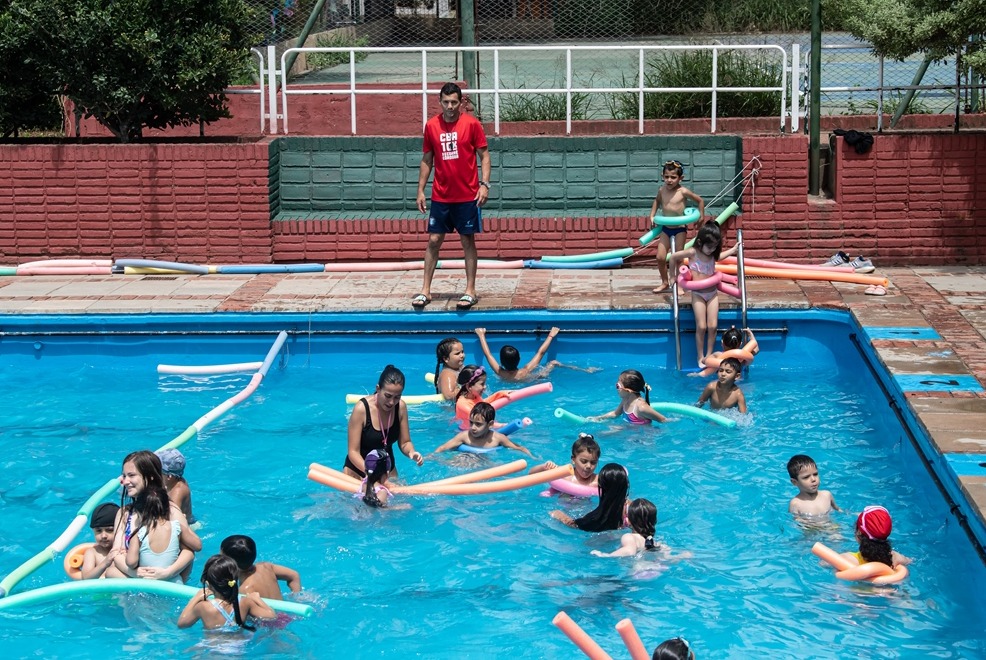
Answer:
[{"left": 428, "top": 201, "right": 483, "bottom": 235}]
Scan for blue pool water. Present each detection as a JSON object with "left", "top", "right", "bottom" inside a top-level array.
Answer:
[{"left": 1, "top": 310, "right": 984, "bottom": 658}]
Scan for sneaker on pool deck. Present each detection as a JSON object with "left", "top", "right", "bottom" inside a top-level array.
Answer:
[
  {"left": 850, "top": 255, "right": 875, "bottom": 273},
  {"left": 821, "top": 251, "right": 850, "bottom": 267}
]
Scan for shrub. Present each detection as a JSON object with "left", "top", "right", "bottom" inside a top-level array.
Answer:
[
  {"left": 498, "top": 86, "right": 593, "bottom": 122},
  {"left": 306, "top": 33, "right": 370, "bottom": 71},
  {"left": 610, "top": 49, "right": 783, "bottom": 120}
]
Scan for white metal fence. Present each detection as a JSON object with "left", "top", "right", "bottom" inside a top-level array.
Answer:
[
  {"left": 257, "top": 43, "right": 788, "bottom": 135},
  {"left": 244, "top": 42, "right": 973, "bottom": 135}
]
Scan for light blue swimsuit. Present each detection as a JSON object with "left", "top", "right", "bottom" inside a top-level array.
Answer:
[{"left": 137, "top": 520, "right": 183, "bottom": 584}]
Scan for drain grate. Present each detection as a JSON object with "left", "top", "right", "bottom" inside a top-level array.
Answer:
[{"left": 141, "top": 276, "right": 179, "bottom": 281}]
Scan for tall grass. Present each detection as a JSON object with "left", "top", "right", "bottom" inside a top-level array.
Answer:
[
  {"left": 498, "top": 86, "right": 594, "bottom": 122},
  {"left": 306, "top": 33, "right": 370, "bottom": 71},
  {"left": 609, "top": 49, "right": 783, "bottom": 120}
]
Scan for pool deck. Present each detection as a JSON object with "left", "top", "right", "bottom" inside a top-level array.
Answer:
[{"left": 2, "top": 264, "right": 986, "bottom": 547}]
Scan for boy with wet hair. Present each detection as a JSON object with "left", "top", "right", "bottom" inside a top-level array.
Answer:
[
  {"left": 474, "top": 326, "right": 562, "bottom": 382},
  {"left": 433, "top": 402, "right": 533, "bottom": 455},
  {"left": 787, "top": 454, "right": 840, "bottom": 516},
  {"left": 220, "top": 534, "right": 302, "bottom": 600}
]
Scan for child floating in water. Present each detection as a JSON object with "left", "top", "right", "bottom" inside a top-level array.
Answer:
[
  {"left": 551, "top": 463, "right": 630, "bottom": 531},
  {"left": 433, "top": 337, "right": 466, "bottom": 400},
  {"left": 840, "top": 505, "right": 911, "bottom": 568},
  {"left": 590, "top": 498, "right": 692, "bottom": 559},
  {"left": 474, "top": 326, "right": 561, "bottom": 382},
  {"left": 530, "top": 433, "right": 600, "bottom": 489},
  {"left": 434, "top": 402, "right": 533, "bottom": 456},
  {"left": 694, "top": 358, "right": 746, "bottom": 413},
  {"left": 652, "top": 637, "right": 696, "bottom": 660},
  {"left": 695, "top": 326, "right": 758, "bottom": 378},
  {"left": 589, "top": 369, "right": 667, "bottom": 424},
  {"left": 220, "top": 535, "right": 301, "bottom": 601},
  {"left": 786, "top": 454, "right": 839, "bottom": 517},
  {"left": 177, "top": 554, "right": 275, "bottom": 631},
  {"left": 81, "top": 502, "right": 126, "bottom": 579},
  {"left": 453, "top": 364, "right": 513, "bottom": 428}
]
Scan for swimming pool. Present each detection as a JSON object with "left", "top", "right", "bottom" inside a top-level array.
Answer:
[{"left": 1, "top": 310, "right": 984, "bottom": 658}]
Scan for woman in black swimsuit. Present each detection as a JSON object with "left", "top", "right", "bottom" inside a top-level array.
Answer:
[{"left": 343, "top": 365, "right": 424, "bottom": 479}]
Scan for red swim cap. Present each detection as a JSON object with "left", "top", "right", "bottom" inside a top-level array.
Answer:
[{"left": 857, "top": 505, "right": 892, "bottom": 540}]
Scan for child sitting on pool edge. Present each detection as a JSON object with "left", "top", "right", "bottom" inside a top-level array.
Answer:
[
  {"left": 786, "top": 454, "right": 839, "bottom": 517},
  {"left": 220, "top": 534, "right": 301, "bottom": 600},
  {"left": 434, "top": 402, "right": 533, "bottom": 456},
  {"left": 530, "top": 432, "right": 600, "bottom": 489},
  {"left": 80, "top": 502, "right": 126, "bottom": 579}
]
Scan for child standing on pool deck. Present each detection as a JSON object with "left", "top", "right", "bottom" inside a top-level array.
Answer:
[
  {"left": 695, "top": 358, "right": 746, "bottom": 413},
  {"left": 786, "top": 454, "right": 839, "bottom": 517},
  {"left": 220, "top": 535, "right": 301, "bottom": 600},
  {"left": 669, "top": 222, "right": 739, "bottom": 368},
  {"left": 650, "top": 160, "right": 705, "bottom": 294},
  {"left": 81, "top": 502, "right": 126, "bottom": 579},
  {"left": 551, "top": 463, "right": 630, "bottom": 531},
  {"left": 434, "top": 337, "right": 466, "bottom": 400},
  {"left": 530, "top": 433, "right": 600, "bottom": 488},
  {"left": 474, "top": 326, "right": 561, "bottom": 382},
  {"left": 589, "top": 369, "right": 667, "bottom": 424},
  {"left": 434, "top": 402, "right": 533, "bottom": 455},
  {"left": 177, "top": 554, "right": 275, "bottom": 631}
]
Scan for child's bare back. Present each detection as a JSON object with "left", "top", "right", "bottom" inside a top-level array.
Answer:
[{"left": 240, "top": 561, "right": 300, "bottom": 601}]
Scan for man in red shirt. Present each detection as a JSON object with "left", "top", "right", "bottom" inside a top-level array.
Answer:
[{"left": 413, "top": 82, "right": 491, "bottom": 310}]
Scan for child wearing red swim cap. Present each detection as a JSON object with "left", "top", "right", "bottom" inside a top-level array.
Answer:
[{"left": 840, "top": 505, "right": 912, "bottom": 568}]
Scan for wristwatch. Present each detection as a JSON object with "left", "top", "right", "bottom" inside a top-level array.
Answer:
[{"left": 479, "top": 181, "right": 490, "bottom": 189}]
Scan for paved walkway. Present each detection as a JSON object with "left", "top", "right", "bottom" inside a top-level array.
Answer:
[{"left": 1, "top": 264, "right": 985, "bottom": 546}]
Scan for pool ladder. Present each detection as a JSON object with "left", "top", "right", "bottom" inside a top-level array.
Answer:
[{"left": 671, "top": 229, "right": 748, "bottom": 372}]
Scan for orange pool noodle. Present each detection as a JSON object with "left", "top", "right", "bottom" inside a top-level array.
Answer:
[
  {"left": 715, "top": 263, "right": 888, "bottom": 287},
  {"left": 552, "top": 611, "right": 613, "bottom": 660},
  {"left": 413, "top": 460, "right": 528, "bottom": 487},
  {"left": 307, "top": 469, "right": 360, "bottom": 494},
  {"left": 392, "top": 464, "right": 571, "bottom": 496},
  {"left": 615, "top": 619, "right": 649, "bottom": 660}
]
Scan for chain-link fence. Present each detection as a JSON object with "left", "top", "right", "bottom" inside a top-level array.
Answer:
[{"left": 246, "top": 0, "right": 982, "bottom": 124}]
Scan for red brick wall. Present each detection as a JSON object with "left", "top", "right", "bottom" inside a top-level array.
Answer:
[
  {"left": 3, "top": 132, "right": 986, "bottom": 265},
  {"left": 272, "top": 215, "right": 648, "bottom": 262},
  {"left": 1, "top": 140, "right": 275, "bottom": 263},
  {"left": 737, "top": 133, "right": 986, "bottom": 265}
]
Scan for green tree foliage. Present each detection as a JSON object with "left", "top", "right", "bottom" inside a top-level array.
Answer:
[
  {"left": 0, "top": 2, "right": 63, "bottom": 137},
  {"left": 830, "top": 0, "right": 986, "bottom": 77},
  {"left": 32, "top": 0, "right": 254, "bottom": 142}
]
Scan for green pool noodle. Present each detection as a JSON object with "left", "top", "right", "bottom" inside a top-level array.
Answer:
[
  {"left": 0, "top": 578, "right": 314, "bottom": 617},
  {"left": 652, "top": 402, "right": 736, "bottom": 428},
  {"left": 540, "top": 248, "right": 634, "bottom": 263}
]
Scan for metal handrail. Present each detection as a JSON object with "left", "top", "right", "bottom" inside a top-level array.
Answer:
[
  {"left": 670, "top": 234, "right": 681, "bottom": 371},
  {"left": 276, "top": 44, "right": 788, "bottom": 135}
]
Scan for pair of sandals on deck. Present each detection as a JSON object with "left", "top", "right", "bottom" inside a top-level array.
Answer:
[{"left": 411, "top": 293, "right": 479, "bottom": 310}]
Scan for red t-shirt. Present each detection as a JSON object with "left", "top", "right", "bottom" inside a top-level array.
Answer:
[{"left": 422, "top": 112, "right": 488, "bottom": 204}]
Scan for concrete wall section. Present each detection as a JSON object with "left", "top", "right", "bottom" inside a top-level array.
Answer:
[{"left": 274, "top": 135, "right": 741, "bottom": 217}]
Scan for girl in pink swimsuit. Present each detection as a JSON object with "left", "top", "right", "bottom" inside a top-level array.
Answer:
[
  {"left": 588, "top": 369, "right": 667, "bottom": 425},
  {"left": 669, "top": 222, "right": 739, "bottom": 368}
]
